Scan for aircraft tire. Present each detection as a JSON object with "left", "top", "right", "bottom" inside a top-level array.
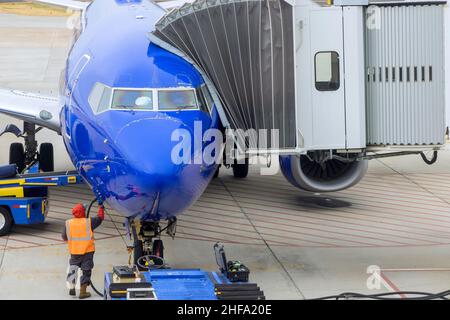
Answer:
[
  {"left": 39, "top": 143, "right": 54, "bottom": 172},
  {"left": 134, "top": 239, "right": 144, "bottom": 269},
  {"left": 9, "top": 143, "right": 25, "bottom": 174},
  {"left": 0, "top": 207, "right": 13, "bottom": 236},
  {"left": 232, "top": 158, "right": 249, "bottom": 178},
  {"left": 153, "top": 239, "right": 164, "bottom": 259}
]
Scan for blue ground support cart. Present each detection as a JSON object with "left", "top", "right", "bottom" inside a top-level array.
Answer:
[
  {"left": 104, "top": 268, "right": 265, "bottom": 300},
  {"left": 104, "top": 269, "right": 225, "bottom": 300},
  {"left": 103, "top": 243, "right": 265, "bottom": 300},
  {"left": 0, "top": 163, "right": 83, "bottom": 236}
]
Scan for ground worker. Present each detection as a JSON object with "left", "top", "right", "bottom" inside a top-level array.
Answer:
[{"left": 62, "top": 203, "right": 105, "bottom": 299}]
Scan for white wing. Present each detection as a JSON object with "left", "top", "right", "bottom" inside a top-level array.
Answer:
[
  {"left": 0, "top": 89, "right": 61, "bottom": 133},
  {"left": 34, "top": 0, "right": 89, "bottom": 30},
  {"left": 34, "top": 0, "right": 89, "bottom": 10}
]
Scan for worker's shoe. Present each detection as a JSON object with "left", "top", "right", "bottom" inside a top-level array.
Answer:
[
  {"left": 69, "top": 288, "right": 76, "bottom": 296},
  {"left": 79, "top": 284, "right": 91, "bottom": 299}
]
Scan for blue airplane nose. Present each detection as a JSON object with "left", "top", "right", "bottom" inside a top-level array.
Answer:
[
  {"left": 114, "top": 117, "right": 185, "bottom": 177},
  {"left": 107, "top": 116, "right": 205, "bottom": 220}
]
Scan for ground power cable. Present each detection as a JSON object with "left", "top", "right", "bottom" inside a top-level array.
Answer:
[{"left": 312, "top": 290, "right": 450, "bottom": 300}]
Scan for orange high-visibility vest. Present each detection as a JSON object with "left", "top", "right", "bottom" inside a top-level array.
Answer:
[{"left": 65, "top": 218, "right": 95, "bottom": 255}]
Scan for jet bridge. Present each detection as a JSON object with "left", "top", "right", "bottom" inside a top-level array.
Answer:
[
  {"left": 365, "top": 2, "right": 445, "bottom": 146},
  {"left": 153, "top": 0, "right": 297, "bottom": 150},
  {"left": 151, "top": 0, "right": 447, "bottom": 154}
]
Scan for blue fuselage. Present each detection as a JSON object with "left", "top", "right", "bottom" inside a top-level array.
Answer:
[{"left": 60, "top": 0, "right": 221, "bottom": 221}]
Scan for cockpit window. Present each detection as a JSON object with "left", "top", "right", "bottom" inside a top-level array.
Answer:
[
  {"left": 196, "top": 88, "right": 208, "bottom": 113},
  {"left": 89, "top": 84, "right": 204, "bottom": 113},
  {"left": 98, "top": 87, "right": 112, "bottom": 113},
  {"left": 111, "top": 89, "right": 153, "bottom": 110},
  {"left": 202, "top": 86, "right": 214, "bottom": 109},
  {"left": 88, "top": 82, "right": 112, "bottom": 114},
  {"left": 158, "top": 90, "right": 198, "bottom": 111},
  {"left": 197, "top": 85, "right": 214, "bottom": 113}
]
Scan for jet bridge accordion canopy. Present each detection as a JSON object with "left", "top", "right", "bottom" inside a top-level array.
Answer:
[{"left": 153, "top": 0, "right": 296, "bottom": 149}]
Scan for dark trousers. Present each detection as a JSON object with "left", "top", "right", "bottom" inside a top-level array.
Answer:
[{"left": 66, "top": 251, "right": 95, "bottom": 287}]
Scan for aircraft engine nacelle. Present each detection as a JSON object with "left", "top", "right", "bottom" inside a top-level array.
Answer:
[{"left": 279, "top": 153, "right": 368, "bottom": 193}]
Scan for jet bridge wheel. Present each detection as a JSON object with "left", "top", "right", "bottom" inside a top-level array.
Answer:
[
  {"left": 9, "top": 143, "right": 25, "bottom": 174},
  {"left": 232, "top": 158, "right": 249, "bottom": 178},
  {"left": 0, "top": 207, "right": 13, "bottom": 236},
  {"left": 38, "top": 143, "right": 54, "bottom": 172}
]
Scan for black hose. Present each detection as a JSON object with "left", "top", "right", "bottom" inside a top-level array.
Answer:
[
  {"left": 90, "top": 281, "right": 104, "bottom": 298},
  {"left": 86, "top": 197, "right": 104, "bottom": 298},
  {"left": 420, "top": 151, "right": 438, "bottom": 165},
  {"left": 312, "top": 289, "right": 450, "bottom": 300},
  {"left": 86, "top": 197, "right": 97, "bottom": 218}
]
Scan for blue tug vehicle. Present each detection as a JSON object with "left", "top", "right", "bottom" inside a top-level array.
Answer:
[{"left": 0, "top": 162, "right": 83, "bottom": 236}]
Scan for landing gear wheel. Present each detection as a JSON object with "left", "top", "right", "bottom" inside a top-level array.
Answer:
[
  {"left": 133, "top": 239, "right": 144, "bottom": 269},
  {"left": 232, "top": 158, "right": 249, "bottom": 178},
  {"left": 0, "top": 207, "right": 13, "bottom": 236},
  {"left": 152, "top": 239, "right": 164, "bottom": 259},
  {"left": 38, "top": 143, "right": 54, "bottom": 172},
  {"left": 9, "top": 143, "right": 25, "bottom": 174}
]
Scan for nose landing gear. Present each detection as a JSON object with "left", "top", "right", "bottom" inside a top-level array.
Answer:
[{"left": 130, "top": 218, "right": 177, "bottom": 270}]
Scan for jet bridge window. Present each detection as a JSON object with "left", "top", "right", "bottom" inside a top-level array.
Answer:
[
  {"left": 315, "top": 52, "right": 340, "bottom": 91},
  {"left": 158, "top": 89, "right": 198, "bottom": 111},
  {"left": 111, "top": 89, "right": 153, "bottom": 110}
]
